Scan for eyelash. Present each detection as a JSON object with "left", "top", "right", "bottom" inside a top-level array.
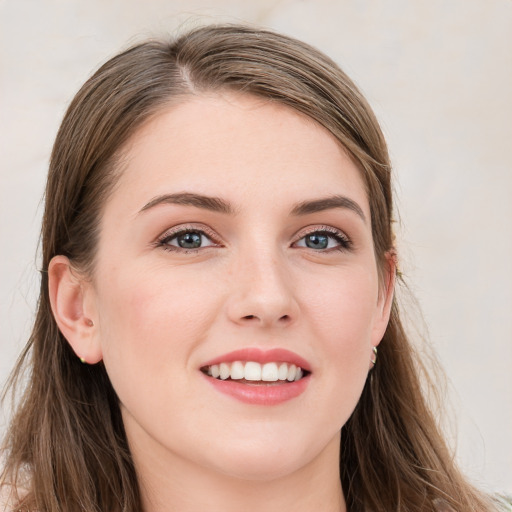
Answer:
[
  {"left": 294, "top": 226, "right": 352, "bottom": 252},
  {"left": 155, "top": 225, "right": 221, "bottom": 253},
  {"left": 155, "top": 225, "right": 352, "bottom": 253}
]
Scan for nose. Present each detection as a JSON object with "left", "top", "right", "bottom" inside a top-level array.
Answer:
[{"left": 225, "top": 249, "right": 299, "bottom": 328}]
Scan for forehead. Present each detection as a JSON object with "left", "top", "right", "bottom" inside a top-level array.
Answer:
[{"left": 111, "top": 92, "right": 370, "bottom": 217}]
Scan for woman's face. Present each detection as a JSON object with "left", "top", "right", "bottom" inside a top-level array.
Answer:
[{"left": 85, "top": 93, "right": 393, "bottom": 480}]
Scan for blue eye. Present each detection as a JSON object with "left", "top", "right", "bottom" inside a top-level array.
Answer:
[
  {"left": 295, "top": 229, "right": 350, "bottom": 251},
  {"left": 159, "top": 229, "right": 216, "bottom": 251},
  {"left": 304, "top": 233, "right": 329, "bottom": 249},
  {"left": 175, "top": 231, "right": 202, "bottom": 249}
]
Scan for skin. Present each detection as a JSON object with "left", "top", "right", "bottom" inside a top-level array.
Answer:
[{"left": 49, "top": 93, "right": 395, "bottom": 512}]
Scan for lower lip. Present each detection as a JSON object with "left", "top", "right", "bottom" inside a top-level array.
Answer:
[{"left": 201, "top": 373, "right": 311, "bottom": 405}]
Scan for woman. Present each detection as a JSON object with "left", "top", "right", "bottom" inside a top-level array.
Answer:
[{"left": 0, "top": 24, "right": 506, "bottom": 512}]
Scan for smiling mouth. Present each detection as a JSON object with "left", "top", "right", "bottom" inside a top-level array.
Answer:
[{"left": 200, "top": 361, "right": 310, "bottom": 384}]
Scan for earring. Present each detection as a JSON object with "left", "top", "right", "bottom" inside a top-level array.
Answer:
[
  {"left": 79, "top": 357, "right": 87, "bottom": 364},
  {"left": 370, "top": 347, "right": 378, "bottom": 366}
]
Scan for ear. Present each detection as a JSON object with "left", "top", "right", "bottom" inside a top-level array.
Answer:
[
  {"left": 48, "top": 255, "right": 103, "bottom": 364},
  {"left": 371, "top": 250, "right": 397, "bottom": 348}
]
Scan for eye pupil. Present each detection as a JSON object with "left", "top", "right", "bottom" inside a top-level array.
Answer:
[
  {"left": 306, "top": 234, "right": 328, "bottom": 249},
  {"left": 178, "top": 232, "right": 202, "bottom": 249}
]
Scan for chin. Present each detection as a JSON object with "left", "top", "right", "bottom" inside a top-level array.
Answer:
[
  {"left": 200, "top": 429, "right": 336, "bottom": 483},
  {"left": 212, "top": 452, "right": 308, "bottom": 482}
]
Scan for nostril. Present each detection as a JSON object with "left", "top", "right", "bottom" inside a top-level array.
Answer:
[{"left": 238, "top": 313, "right": 293, "bottom": 324}]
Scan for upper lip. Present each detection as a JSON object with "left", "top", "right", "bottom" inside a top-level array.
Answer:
[{"left": 200, "top": 348, "right": 312, "bottom": 372}]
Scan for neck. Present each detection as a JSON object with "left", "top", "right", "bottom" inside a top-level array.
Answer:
[{"left": 129, "top": 431, "right": 346, "bottom": 512}]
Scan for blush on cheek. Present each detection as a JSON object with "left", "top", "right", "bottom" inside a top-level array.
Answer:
[
  {"left": 311, "top": 291, "right": 376, "bottom": 341},
  {"left": 114, "top": 271, "right": 218, "bottom": 362}
]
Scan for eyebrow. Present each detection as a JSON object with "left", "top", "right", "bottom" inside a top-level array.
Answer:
[
  {"left": 290, "top": 195, "right": 366, "bottom": 223},
  {"left": 139, "top": 192, "right": 366, "bottom": 223},
  {"left": 139, "top": 192, "right": 235, "bottom": 215}
]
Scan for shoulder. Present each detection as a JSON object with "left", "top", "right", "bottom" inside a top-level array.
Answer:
[
  {"left": 497, "top": 495, "right": 512, "bottom": 511},
  {"left": 0, "top": 484, "right": 29, "bottom": 512},
  {"left": 434, "top": 495, "right": 512, "bottom": 511},
  {"left": 0, "top": 484, "right": 15, "bottom": 511},
  {"left": 433, "top": 499, "right": 455, "bottom": 512}
]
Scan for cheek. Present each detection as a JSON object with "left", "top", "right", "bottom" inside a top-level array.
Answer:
[
  {"left": 94, "top": 263, "right": 221, "bottom": 394},
  {"left": 300, "top": 265, "right": 378, "bottom": 414},
  {"left": 304, "top": 265, "right": 379, "bottom": 347}
]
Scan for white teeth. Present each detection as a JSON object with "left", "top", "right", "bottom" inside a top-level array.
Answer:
[
  {"left": 230, "top": 361, "right": 245, "bottom": 380},
  {"left": 261, "top": 362, "right": 278, "bottom": 382},
  {"left": 219, "top": 362, "right": 230, "bottom": 380},
  {"left": 204, "top": 361, "right": 306, "bottom": 382},
  {"left": 286, "top": 364, "right": 297, "bottom": 381},
  {"left": 278, "top": 363, "right": 288, "bottom": 380},
  {"left": 244, "top": 361, "right": 262, "bottom": 381}
]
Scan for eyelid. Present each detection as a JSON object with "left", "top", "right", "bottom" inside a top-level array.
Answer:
[
  {"left": 153, "top": 223, "right": 351, "bottom": 252},
  {"left": 295, "top": 224, "right": 349, "bottom": 239},
  {"left": 293, "top": 225, "right": 352, "bottom": 250},
  {"left": 155, "top": 223, "right": 223, "bottom": 250}
]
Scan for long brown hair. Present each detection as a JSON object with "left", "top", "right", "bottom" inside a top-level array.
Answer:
[{"left": 1, "top": 24, "right": 502, "bottom": 511}]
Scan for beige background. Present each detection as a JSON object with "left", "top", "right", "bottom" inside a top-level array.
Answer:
[{"left": 1, "top": 0, "right": 511, "bottom": 494}]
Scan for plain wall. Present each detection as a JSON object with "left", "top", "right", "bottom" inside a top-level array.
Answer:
[{"left": 1, "top": 0, "right": 511, "bottom": 494}]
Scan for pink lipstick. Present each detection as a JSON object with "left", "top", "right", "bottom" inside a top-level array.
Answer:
[
  {"left": 201, "top": 348, "right": 312, "bottom": 371},
  {"left": 199, "top": 348, "right": 312, "bottom": 406}
]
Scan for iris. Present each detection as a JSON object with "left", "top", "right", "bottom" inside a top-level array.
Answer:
[
  {"left": 305, "top": 233, "right": 328, "bottom": 250},
  {"left": 177, "top": 232, "right": 202, "bottom": 249}
]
